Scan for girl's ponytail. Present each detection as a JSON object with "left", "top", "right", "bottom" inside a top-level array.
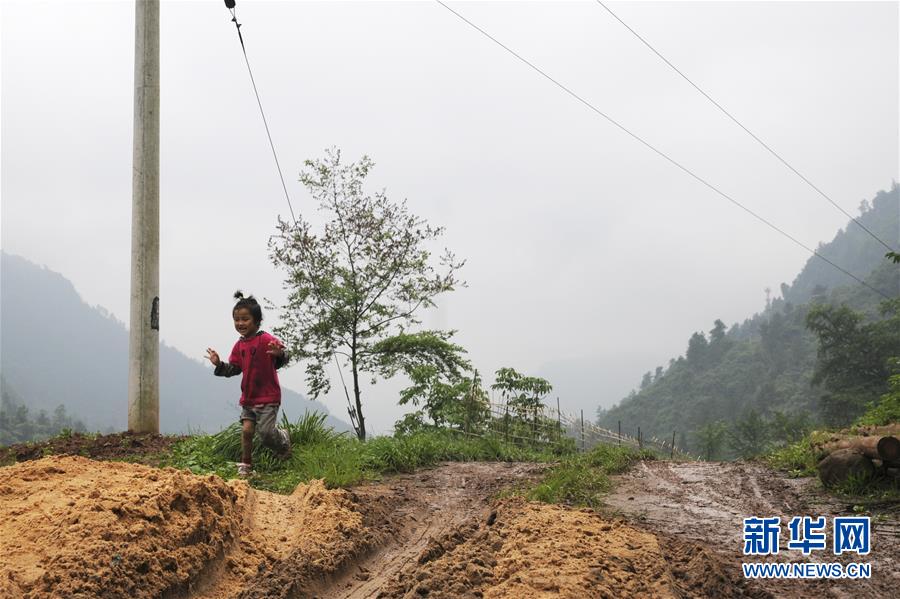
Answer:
[{"left": 232, "top": 290, "right": 263, "bottom": 323}]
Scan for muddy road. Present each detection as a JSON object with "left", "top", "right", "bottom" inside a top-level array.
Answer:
[
  {"left": 307, "top": 461, "right": 547, "bottom": 598},
  {"left": 5, "top": 454, "right": 895, "bottom": 598},
  {"left": 0, "top": 457, "right": 549, "bottom": 599},
  {"left": 605, "top": 460, "right": 900, "bottom": 599}
]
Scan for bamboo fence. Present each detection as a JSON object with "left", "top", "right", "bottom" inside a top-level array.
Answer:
[{"left": 453, "top": 400, "right": 696, "bottom": 460}]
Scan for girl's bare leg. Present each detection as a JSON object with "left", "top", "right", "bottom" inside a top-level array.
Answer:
[{"left": 241, "top": 419, "right": 255, "bottom": 465}]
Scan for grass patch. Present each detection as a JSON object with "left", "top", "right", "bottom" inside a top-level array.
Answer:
[
  {"left": 764, "top": 429, "right": 900, "bottom": 504},
  {"left": 165, "top": 412, "right": 563, "bottom": 491},
  {"left": 520, "top": 445, "right": 653, "bottom": 510},
  {"left": 764, "top": 438, "right": 818, "bottom": 478},
  {"left": 830, "top": 472, "right": 900, "bottom": 505}
]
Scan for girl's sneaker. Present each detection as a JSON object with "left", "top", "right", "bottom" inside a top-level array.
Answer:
[{"left": 236, "top": 462, "right": 253, "bottom": 478}]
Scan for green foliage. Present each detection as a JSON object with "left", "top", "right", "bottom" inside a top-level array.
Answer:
[
  {"left": 785, "top": 185, "right": 899, "bottom": 304},
  {"left": 598, "top": 186, "right": 899, "bottom": 454},
  {"left": 373, "top": 331, "right": 471, "bottom": 385},
  {"left": 832, "top": 471, "right": 880, "bottom": 497},
  {"left": 454, "top": 373, "right": 491, "bottom": 433},
  {"left": 807, "top": 298, "right": 900, "bottom": 426},
  {"left": 584, "top": 443, "right": 653, "bottom": 474},
  {"left": 694, "top": 421, "right": 728, "bottom": 460},
  {"left": 831, "top": 475, "right": 900, "bottom": 504},
  {"left": 269, "top": 149, "right": 464, "bottom": 439},
  {"left": 526, "top": 462, "right": 611, "bottom": 508},
  {"left": 765, "top": 438, "right": 818, "bottom": 478},
  {"left": 856, "top": 362, "right": 900, "bottom": 426},
  {"left": 492, "top": 367, "right": 552, "bottom": 423},
  {"left": 599, "top": 305, "right": 819, "bottom": 458},
  {"left": 765, "top": 429, "right": 899, "bottom": 498},
  {"left": 285, "top": 410, "right": 339, "bottom": 446},
  {"left": 0, "top": 379, "right": 87, "bottom": 445},
  {"left": 729, "top": 409, "right": 770, "bottom": 458},
  {"left": 167, "top": 417, "right": 562, "bottom": 492},
  {"left": 385, "top": 338, "right": 485, "bottom": 432},
  {"left": 393, "top": 411, "right": 428, "bottom": 436},
  {"left": 769, "top": 410, "right": 813, "bottom": 446},
  {"left": 263, "top": 437, "right": 367, "bottom": 490},
  {"left": 487, "top": 368, "right": 565, "bottom": 448},
  {"left": 524, "top": 445, "right": 649, "bottom": 509}
]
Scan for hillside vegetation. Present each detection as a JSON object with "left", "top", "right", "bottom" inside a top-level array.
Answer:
[{"left": 598, "top": 185, "right": 900, "bottom": 458}]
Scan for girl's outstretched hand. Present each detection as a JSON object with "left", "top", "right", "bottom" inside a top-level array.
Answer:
[
  {"left": 206, "top": 348, "right": 221, "bottom": 366},
  {"left": 266, "top": 341, "right": 284, "bottom": 357}
]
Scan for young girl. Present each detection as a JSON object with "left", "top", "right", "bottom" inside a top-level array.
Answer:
[{"left": 207, "top": 291, "right": 291, "bottom": 477}]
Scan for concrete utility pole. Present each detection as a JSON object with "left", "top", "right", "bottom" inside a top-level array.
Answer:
[{"left": 128, "top": 0, "right": 160, "bottom": 433}]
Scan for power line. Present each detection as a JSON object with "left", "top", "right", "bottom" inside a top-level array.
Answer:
[
  {"left": 225, "top": 5, "right": 367, "bottom": 437},
  {"left": 227, "top": 6, "right": 297, "bottom": 225},
  {"left": 595, "top": 0, "right": 896, "bottom": 254},
  {"left": 434, "top": 0, "right": 893, "bottom": 301}
]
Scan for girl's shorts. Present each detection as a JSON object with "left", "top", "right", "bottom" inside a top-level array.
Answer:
[{"left": 240, "top": 403, "right": 281, "bottom": 437}]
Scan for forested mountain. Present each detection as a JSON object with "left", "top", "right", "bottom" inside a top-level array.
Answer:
[
  {"left": 0, "top": 253, "right": 350, "bottom": 439},
  {"left": 1, "top": 375, "right": 88, "bottom": 444},
  {"left": 597, "top": 185, "right": 899, "bottom": 457}
]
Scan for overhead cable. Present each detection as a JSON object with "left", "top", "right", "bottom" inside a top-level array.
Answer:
[
  {"left": 434, "top": 0, "right": 893, "bottom": 300},
  {"left": 226, "top": 3, "right": 298, "bottom": 225},
  {"left": 595, "top": 0, "right": 896, "bottom": 254}
]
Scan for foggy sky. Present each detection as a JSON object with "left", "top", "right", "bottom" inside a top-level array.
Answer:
[{"left": 2, "top": 1, "right": 898, "bottom": 435}]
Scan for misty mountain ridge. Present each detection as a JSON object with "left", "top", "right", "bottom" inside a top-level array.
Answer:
[
  {"left": 0, "top": 252, "right": 350, "bottom": 435},
  {"left": 597, "top": 185, "right": 899, "bottom": 453}
]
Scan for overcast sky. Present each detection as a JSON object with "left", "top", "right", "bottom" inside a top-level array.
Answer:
[{"left": 2, "top": 1, "right": 898, "bottom": 435}]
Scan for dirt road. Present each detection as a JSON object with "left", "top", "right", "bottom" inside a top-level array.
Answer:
[
  {"left": 207, "top": 460, "right": 765, "bottom": 598},
  {"left": 307, "top": 461, "right": 547, "bottom": 598},
  {"left": 0, "top": 457, "right": 549, "bottom": 599},
  {"left": 6, "top": 453, "right": 893, "bottom": 598},
  {"left": 605, "top": 460, "right": 900, "bottom": 599}
]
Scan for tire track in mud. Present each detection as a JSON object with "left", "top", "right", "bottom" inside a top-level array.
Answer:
[
  {"left": 309, "top": 460, "right": 772, "bottom": 599},
  {"left": 604, "top": 460, "right": 900, "bottom": 599},
  {"left": 307, "top": 461, "right": 548, "bottom": 599}
]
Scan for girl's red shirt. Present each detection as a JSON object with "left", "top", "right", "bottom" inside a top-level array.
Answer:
[{"left": 224, "top": 331, "right": 286, "bottom": 406}]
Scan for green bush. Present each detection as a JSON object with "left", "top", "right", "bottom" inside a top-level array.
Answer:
[
  {"left": 856, "top": 372, "right": 900, "bottom": 427},
  {"left": 765, "top": 438, "right": 818, "bottom": 478}
]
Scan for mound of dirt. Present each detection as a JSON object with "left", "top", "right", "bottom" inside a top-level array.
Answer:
[
  {"left": 196, "top": 479, "right": 389, "bottom": 599},
  {"left": 0, "top": 456, "right": 381, "bottom": 599},
  {"left": 657, "top": 534, "right": 772, "bottom": 599},
  {"left": 1, "top": 455, "right": 241, "bottom": 598},
  {"left": 381, "top": 497, "right": 681, "bottom": 598},
  {"left": 1, "top": 431, "right": 184, "bottom": 467}
]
